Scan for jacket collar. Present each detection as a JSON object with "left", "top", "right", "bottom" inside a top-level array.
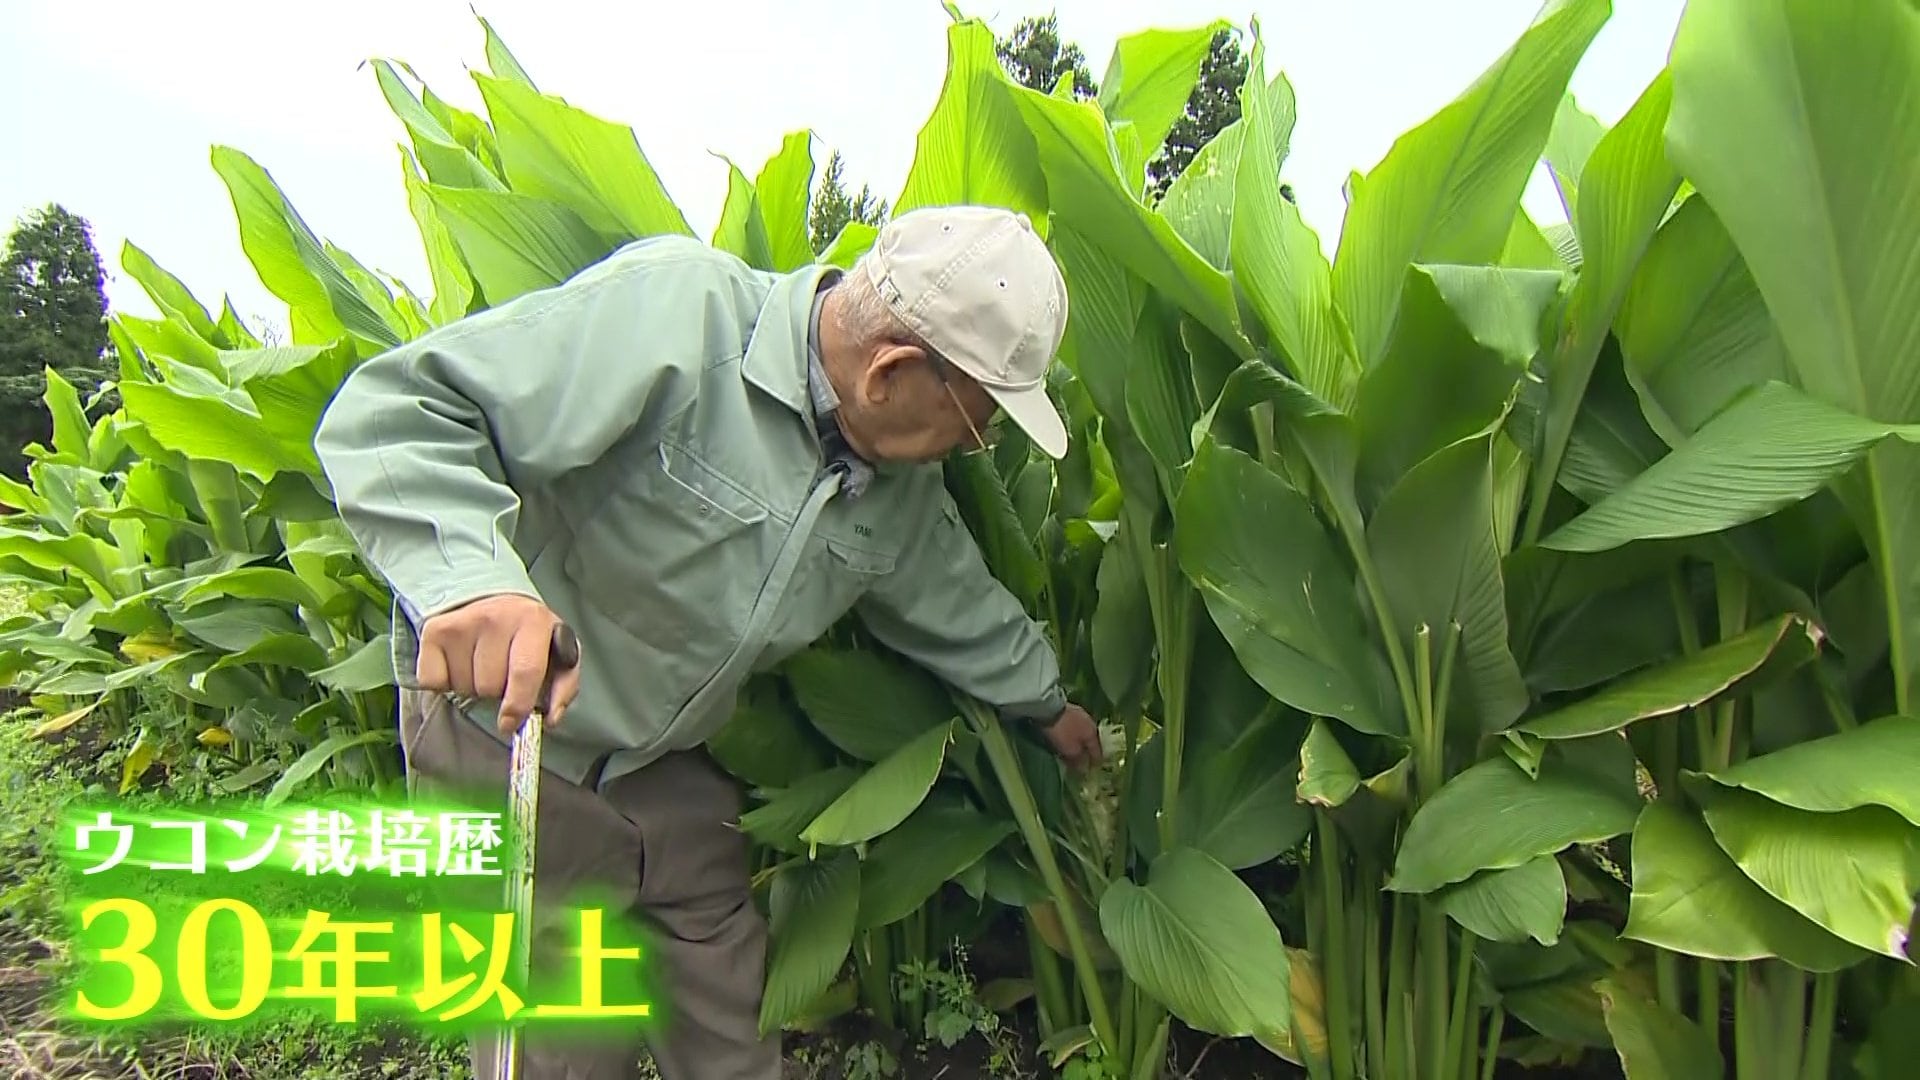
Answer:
[{"left": 741, "top": 263, "right": 841, "bottom": 416}]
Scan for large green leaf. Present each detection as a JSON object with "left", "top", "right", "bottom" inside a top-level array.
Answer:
[
  {"left": 1090, "top": 516, "right": 1154, "bottom": 711},
  {"left": 1666, "top": 0, "right": 1920, "bottom": 425},
  {"left": 474, "top": 73, "right": 692, "bottom": 243},
  {"left": 1231, "top": 35, "right": 1353, "bottom": 407},
  {"left": 1621, "top": 800, "right": 1864, "bottom": 971},
  {"left": 856, "top": 801, "right": 1015, "bottom": 930},
  {"left": 1175, "top": 437, "right": 1394, "bottom": 735},
  {"left": 945, "top": 450, "right": 1046, "bottom": 614},
  {"left": 760, "top": 850, "right": 860, "bottom": 1037},
  {"left": 1123, "top": 304, "right": 1201, "bottom": 502},
  {"left": 1098, "top": 846, "right": 1292, "bottom": 1043},
  {"left": 1330, "top": 0, "right": 1608, "bottom": 368},
  {"left": 1154, "top": 94, "right": 1248, "bottom": 270},
  {"left": 1518, "top": 614, "right": 1814, "bottom": 739},
  {"left": 1097, "top": 22, "right": 1226, "bottom": 186},
  {"left": 1597, "top": 979, "right": 1726, "bottom": 1080},
  {"left": 753, "top": 131, "right": 816, "bottom": 273},
  {"left": 475, "top": 13, "right": 537, "bottom": 88},
  {"left": 1543, "top": 381, "right": 1920, "bottom": 553},
  {"left": 396, "top": 150, "right": 477, "bottom": 327},
  {"left": 710, "top": 157, "right": 777, "bottom": 271},
  {"left": 1367, "top": 433, "right": 1529, "bottom": 736},
  {"left": 1010, "top": 77, "right": 1245, "bottom": 355},
  {"left": 372, "top": 61, "right": 505, "bottom": 192},
  {"left": 1387, "top": 755, "right": 1641, "bottom": 893},
  {"left": 313, "top": 636, "right": 396, "bottom": 693},
  {"left": 262, "top": 730, "right": 395, "bottom": 807},
  {"left": 1524, "top": 70, "right": 1679, "bottom": 542},
  {"left": 1295, "top": 720, "right": 1360, "bottom": 808},
  {"left": 1696, "top": 785, "right": 1919, "bottom": 960},
  {"left": 1050, "top": 225, "right": 1144, "bottom": 446},
  {"left": 894, "top": 17, "right": 1047, "bottom": 224},
  {"left": 707, "top": 679, "right": 834, "bottom": 790},
  {"left": 119, "top": 242, "right": 221, "bottom": 344},
  {"left": 117, "top": 381, "right": 315, "bottom": 482},
  {"left": 1542, "top": 93, "right": 1608, "bottom": 218},
  {"left": 1196, "top": 358, "right": 1361, "bottom": 541},
  {"left": 739, "top": 767, "right": 861, "bottom": 855},
  {"left": 1666, "top": 0, "right": 1920, "bottom": 705},
  {"left": 209, "top": 147, "right": 399, "bottom": 351},
  {"left": 40, "top": 368, "right": 91, "bottom": 464},
  {"left": 420, "top": 185, "right": 608, "bottom": 305},
  {"left": 1352, "top": 264, "right": 1563, "bottom": 502},
  {"left": 1614, "top": 196, "right": 1785, "bottom": 444},
  {"left": 817, "top": 221, "right": 878, "bottom": 269},
  {"left": 800, "top": 720, "right": 955, "bottom": 848},
  {"left": 1697, "top": 715, "right": 1920, "bottom": 827},
  {"left": 1145, "top": 713, "right": 1310, "bottom": 870},
  {"left": 785, "top": 647, "right": 956, "bottom": 762},
  {"left": 1433, "top": 855, "right": 1567, "bottom": 946},
  {"left": 231, "top": 341, "right": 358, "bottom": 454}
]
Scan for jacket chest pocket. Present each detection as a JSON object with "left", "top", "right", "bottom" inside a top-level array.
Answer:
[{"left": 566, "top": 441, "right": 773, "bottom": 649}]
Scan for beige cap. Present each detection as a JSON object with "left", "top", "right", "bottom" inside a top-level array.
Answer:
[{"left": 861, "top": 205, "right": 1071, "bottom": 458}]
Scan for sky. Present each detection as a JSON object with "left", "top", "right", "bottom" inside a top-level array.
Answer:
[{"left": 1, "top": 0, "right": 1686, "bottom": 336}]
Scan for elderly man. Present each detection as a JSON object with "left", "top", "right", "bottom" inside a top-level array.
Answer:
[{"left": 312, "top": 204, "right": 1104, "bottom": 1080}]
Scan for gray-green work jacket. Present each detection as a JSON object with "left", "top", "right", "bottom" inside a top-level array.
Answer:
[{"left": 313, "top": 235, "right": 1067, "bottom": 792}]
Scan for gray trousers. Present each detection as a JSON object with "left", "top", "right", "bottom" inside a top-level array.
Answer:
[{"left": 398, "top": 689, "right": 781, "bottom": 1080}]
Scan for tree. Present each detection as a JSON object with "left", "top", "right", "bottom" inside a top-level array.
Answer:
[
  {"left": 1, "top": 204, "right": 111, "bottom": 377},
  {"left": 0, "top": 204, "right": 115, "bottom": 480},
  {"left": 1145, "top": 29, "right": 1250, "bottom": 202},
  {"left": 808, "top": 150, "right": 889, "bottom": 255},
  {"left": 995, "top": 13, "right": 1097, "bottom": 99}
]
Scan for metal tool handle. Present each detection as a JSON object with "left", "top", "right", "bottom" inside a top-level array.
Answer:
[{"left": 499, "top": 621, "right": 579, "bottom": 1080}]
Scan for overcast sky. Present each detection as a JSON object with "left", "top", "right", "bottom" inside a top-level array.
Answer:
[{"left": 2, "top": 0, "right": 1685, "bottom": 335}]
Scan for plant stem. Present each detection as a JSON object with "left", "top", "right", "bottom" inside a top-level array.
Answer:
[
  {"left": 1420, "top": 904, "right": 1450, "bottom": 1080},
  {"left": 1415, "top": 626, "right": 1439, "bottom": 802},
  {"left": 1480, "top": 1007, "right": 1506, "bottom": 1080},
  {"left": 1444, "top": 930, "right": 1477, "bottom": 1080},
  {"left": 1657, "top": 951, "right": 1682, "bottom": 1015},
  {"left": 1027, "top": 914, "right": 1069, "bottom": 1036},
  {"left": 1669, "top": 569, "right": 1715, "bottom": 768},
  {"left": 1316, "top": 816, "right": 1355, "bottom": 1080},
  {"left": 1713, "top": 563, "right": 1751, "bottom": 769},
  {"left": 1867, "top": 457, "right": 1912, "bottom": 714},
  {"left": 971, "top": 704, "right": 1118, "bottom": 1055},
  {"left": 1131, "top": 1011, "right": 1171, "bottom": 1080},
  {"left": 1699, "top": 961, "right": 1722, "bottom": 1052},
  {"left": 1734, "top": 964, "right": 1757, "bottom": 1080},
  {"left": 1387, "top": 892, "right": 1414, "bottom": 1080},
  {"left": 860, "top": 928, "right": 895, "bottom": 1029},
  {"left": 1802, "top": 970, "right": 1838, "bottom": 1080},
  {"left": 1363, "top": 875, "right": 1385, "bottom": 1080},
  {"left": 1154, "top": 578, "right": 1196, "bottom": 852},
  {"left": 1132, "top": 994, "right": 1168, "bottom": 1079},
  {"left": 1110, "top": 706, "right": 1140, "bottom": 880},
  {"left": 1349, "top": 540, "right": 1424, "bottom": 738}
]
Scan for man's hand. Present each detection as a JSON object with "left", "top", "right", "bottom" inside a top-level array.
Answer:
[
  {"left": 1042, "top": 703, "right": 1104, "bottom": 771},
  {"left": 417, "top": 594, "right": 583, "bottom": 737}
]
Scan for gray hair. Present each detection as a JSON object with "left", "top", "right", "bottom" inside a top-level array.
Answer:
[{"left": 831, "top": 256, "right": 934, "bottom": 356}]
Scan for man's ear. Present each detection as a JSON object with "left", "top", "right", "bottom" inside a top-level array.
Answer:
[{"left": 857, "top": 341, "right": 926, "bottom": 405}]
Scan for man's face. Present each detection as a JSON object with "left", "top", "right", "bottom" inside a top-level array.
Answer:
[{"left": 844, "top": 342, "right": 1002, "bottom": 464}]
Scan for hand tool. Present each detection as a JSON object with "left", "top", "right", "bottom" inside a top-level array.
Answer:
[{"left": 497, "top": 620, "right": 580, "bottom": 1080}]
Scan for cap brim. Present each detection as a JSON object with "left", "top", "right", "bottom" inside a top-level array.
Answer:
[{"left": 986, "top": 383, "right": 1069, "bottom": 459}]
